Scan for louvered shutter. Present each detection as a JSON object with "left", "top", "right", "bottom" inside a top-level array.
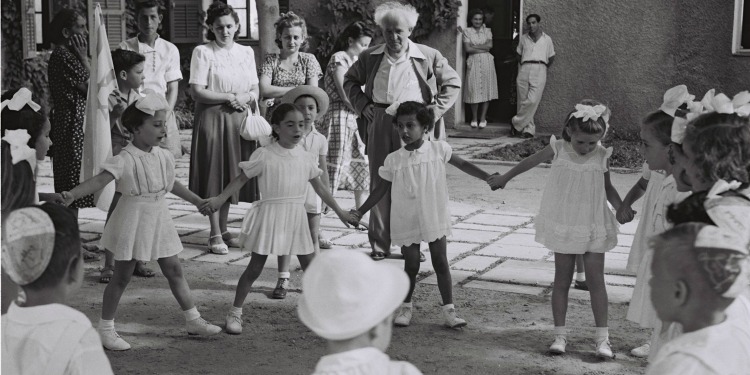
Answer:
[
  {"left": 21, "top": 0, "right": 37, "bottom": 59},
  {"left": 88, "top": 0, "right": 126, "bottom": 50},
  {"left": 170, "top": 0, "right": 202, "bottom": 43}
]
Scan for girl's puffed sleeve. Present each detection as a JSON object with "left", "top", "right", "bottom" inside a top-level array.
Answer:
[
  {"left": 303, "top": 53, "right": 323, "bottom": 81},
  {"left": 189, "top": 46, "right": 210, "bottom": 86},
  {"left": 164, "top": 150, "right": 176, "bottom": 192},
  {"left": 641, "top": 162, "right": 651, "bottom": 181},
  {"left": 306, "top": 158, "right": 323, "bottom": 181},
  {"left": 100, "top": 155, "right": 126, "bottom": 180},
  {"left": 438, "top": 141, "right": 453, "bottom": 163},
  {"left": 378, "top": 154, "right": 395, "bottom": 182},
  {"left": 602, "top": 146, "right": 613, "bottom": 171},
  {"left": 549, "top": 135, "right": 561, "bottom": 158},
  {"left": 239, "top": 148, "right": 266, "bottom": 179},
  {"left": 259, "top": 54, "right": 278, "bottom": 79}
]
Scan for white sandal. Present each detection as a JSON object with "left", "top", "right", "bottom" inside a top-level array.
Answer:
[{"left": 208, "top": 235, "right": 228, "bottom": 255}]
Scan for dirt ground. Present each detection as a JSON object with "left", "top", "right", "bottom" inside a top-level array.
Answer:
[{"left": 71, "top": 165, "right": 649, "bottom": 375}]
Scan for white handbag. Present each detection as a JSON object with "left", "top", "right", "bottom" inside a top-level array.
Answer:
[{"left": 240, "top": 98, "right": 272, "bottom": 141}]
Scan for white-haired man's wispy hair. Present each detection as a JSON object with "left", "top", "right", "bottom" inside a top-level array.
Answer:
[{"left": 374, "top": 2, "right": 419, "bottom": 29}]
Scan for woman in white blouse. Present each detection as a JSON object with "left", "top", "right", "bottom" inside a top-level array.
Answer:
[{"left": 189, "top": 1, "right": 260, "bottom": 254}]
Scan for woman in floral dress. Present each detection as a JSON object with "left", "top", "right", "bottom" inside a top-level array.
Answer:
[{"left": 461, "top": 9, "right": 499, "bottom": 128}]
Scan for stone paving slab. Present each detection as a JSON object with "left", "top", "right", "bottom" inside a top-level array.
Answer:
[
  {"left": 178, "top": 245, "right": 208, "bottom": 260},
  {"left": 476, "top": 244, "right": 550, "bottom": 260},
  {"left": 463, "top": 213, "right": 531, "bottom": 227},
  {"left": 451, "top": 255, "right": 499, "bottom": 272},
  {"left": 464, "top": 280, "right": 545, "bottom": 296},
  {"left": 482, "top": 209, "right": 534, "bottom": 217},
  {"left": 449, "top": 229, "right": 504, "bottom": 243},
  {"left": 421, "top": 270, "right": 474, "bottom": 286},
  {"left": 479, "top": 260, "right": 555, "bottom": 286},
  {"left": 493, "top": 233, "right": 546, "bottom": 248},
  {"left": 451, "top": 223, "right": 512, "bottom": 233}
]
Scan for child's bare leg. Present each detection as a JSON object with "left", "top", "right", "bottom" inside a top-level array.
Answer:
[
  {"left": 402, "top": 244, "right": 422, "bottom": 302},
  {"left": 218, "top": 201, "right": 230, "bottom": 233},
  {"left": 428, "top": 237, "right": 452, "bottom": 305},
  {"left": 583, "top": 252, "right": 608, "bottom": 327},
  {"left": 233, "top": 254, "right": 269, "bottom": 308},
  {"left": 101, "top": 260, "right": 138, "bottom": 320},
  {"left": 157, "top": 255, "right": 194, "bottom": 310},
  {"left": 551, "top": 253, "right": 576, "bottom": 327},
  {"left": 307, "top": 213, "right": 321, "bottom": 255},
  {"left": 297, "top": 253, "right": 315, "bottom": 271}
]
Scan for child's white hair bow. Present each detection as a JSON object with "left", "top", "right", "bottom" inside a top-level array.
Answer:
[
  {"left": 670, "top": 89, "right": 750, "bottom": 144},
  {"left": 659, "top": 85, "right": 694, "bottom": 117},
  {"left": 2, "top": 129, "right": 37, "bottom": 170},
  {"left": 0, "top": 87, "right": 41, "bottom": 112},
  {"left": 134, "top": 91, "right": 169, "bottom": 115},
  {"left": 569, "top": 104, "right": 607, "bottom": 122}
]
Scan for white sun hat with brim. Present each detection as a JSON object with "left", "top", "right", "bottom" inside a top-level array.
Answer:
[{"left": 298, "top": 249, "right": 409, "bottom": 340}]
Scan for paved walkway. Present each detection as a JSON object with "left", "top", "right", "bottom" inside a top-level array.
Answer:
[{"left": 36, "top": 130, "right": 638, "bottom": 302}]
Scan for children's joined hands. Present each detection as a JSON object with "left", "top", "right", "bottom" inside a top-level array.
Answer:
[
  {"left": 616, "top": 205, "right": 636, "bottom": 224},
  {"left": 198, "top": 197, "right": 222, "bottom": 216},
  {"left": 487, "top": 173, "right": 509, "bottom": 191}
]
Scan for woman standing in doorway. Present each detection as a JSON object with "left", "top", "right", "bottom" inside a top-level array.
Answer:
[{"left": 461, "top": 9, "right": 498, "bottom": 129}]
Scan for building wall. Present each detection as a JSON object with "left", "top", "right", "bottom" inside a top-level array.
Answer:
[{"left": 523, "top": 0, "right": 750, "bottom": 138}]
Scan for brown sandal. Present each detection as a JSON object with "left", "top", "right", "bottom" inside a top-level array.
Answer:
[{"left": 100, "top": 266, "right": 114, "bottom": 284}]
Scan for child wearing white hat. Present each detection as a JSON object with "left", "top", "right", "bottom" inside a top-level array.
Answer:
[
  {"left": 1, "top": 204, "right": 114, "bottom": 375},
  {"left": 298, "top": 249, "right": 423, "bottom": 375}
]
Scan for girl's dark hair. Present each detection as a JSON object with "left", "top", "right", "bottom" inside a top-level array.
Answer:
[
  {"left": 274, "top": 12, "right": 308, "bottom": 50},
  {"left": 120, "top": 102, "right": 153, "bottom": 133},
  {"left": 269, "top": 103, "right": 302, "bottom": 140},
  {"left": 206, "top": 1, "right": 241, "bottom": 41},
  {"left": 468, "top": 8, "right": 484, "bottom": 23},
  {"left": 642, "top": 110, "right": 674, "bottom": 146},
  {"left": 561, "top": 100, "right": 609, "bottom": 142},
  {"left": 1, "top": 88, "right": 48, "bottom": 213},
  {"left": 49, "top": 9, "right": 83, "bottom": 45},
  {"left": 333, "top": 21, "right": 375, "bottom": 53},
  {"left": 393, "top": 101, "right": 435, "bottom": 132},
  {"left": 666, "top": 188, "right": 750, "bottom": 225},
  {"left": 683, "top": 112, "right": 750, "bottom": 185},
  {"left": 24, "top": 203, "right": 82, "bottom": 291}
]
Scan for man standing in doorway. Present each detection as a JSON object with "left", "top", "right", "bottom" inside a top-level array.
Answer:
[{"left": 512, "top": 14, "right": 554, "bottom": 138}]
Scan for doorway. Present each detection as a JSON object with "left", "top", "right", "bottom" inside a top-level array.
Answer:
[{"left": 457, "top": 0, "right": 522, "bottom": 125}]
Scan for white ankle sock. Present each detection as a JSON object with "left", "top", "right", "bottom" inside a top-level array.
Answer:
[
  {"left": 229, "top": 306, "right": 243, "bottom": 316},
  {"left": 553, "top": 326, "right": 567, "bottom": 337},
  {"left": 183, "top": 307, "right": 200, "bottom": 322},
  {"left": 278, "top": 272, "right": 291, "bottom": 279},
  {"left": 402, "top": 302, "right": 413, "bottom": 309},
  {"left": 595, "top": 327, "right": 609, "bottom": 341},
  {"left": 441, "top": 303, "right": 454, "bottom": 311},
  {"left": 99, "top": 319, "right": 115, "bottom": 330},
  {"left": 576, "top": 272, "right": 586, "bottom": 282}
]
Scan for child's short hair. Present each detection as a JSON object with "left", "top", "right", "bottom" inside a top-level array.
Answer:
[
  {"left": 561, "top": 99, "right": 610, "bottom": 141},
  {"left": 269, "top": 103, "right": 302, "bottom": 140},
  {"left": 294, "top": 94, "right": 318, "bottom": 112},
  {"left": 642, "top": 110, "right": 674, "bottom": 146},
  {"left": 651, "top": 222, "right": 748, "bottom": 299},
  {"left": 4, "top": 204, "right": 81, "bottom": 290},
  {"left": 274, "top": 11, "right": 308, "bottom": 50},
  {"left": 683, "top": 112, "right": 750, "bottom": 185},
  {"left": 120, "top": 102, "right": 152, "bottom": 133},
  {"left": 112, "top": 49, "right": 145, "bottom": 77},
  {"left": 393, "top": 101, "right": 435, "bottom": 132}
]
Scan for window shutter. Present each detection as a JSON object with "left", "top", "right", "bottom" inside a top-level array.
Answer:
[
  {"left": 170, "top": 0, "right": 202, "bottom": 43},
  {"left": 21, "top": 0, "right": 37, "bottom": 59},
  {"left": 88, "top": 0, "right": 126, "bottom": 50}
]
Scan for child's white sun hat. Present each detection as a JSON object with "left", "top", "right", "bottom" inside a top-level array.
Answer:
[
  {"left": 297, "top": 249, "right": 408, "bottom": 340},
  {"left": 280, "top": 85, "right": 330, "bottom": 118}
]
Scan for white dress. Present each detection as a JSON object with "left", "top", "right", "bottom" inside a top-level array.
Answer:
[
  {"left": 237, "top": 142, "right": 321, "bottom": 255},
  {"left": 379, "top": 141, "right": 452, "bottom": 246},
  {"left": 300, "top": 129, "right": 328, "bottom": 214},
  {"left": 626, "top": 174, "right": 678, "bottom": 327},
  {"left": 535, "top": 136, "right": 618, "bottom": 254},
  {"left": 99, "top": 144, "right": 181, "bottom": 261},
  {"left": 626, "top": 163, "right": 662, "bottom": 273}
]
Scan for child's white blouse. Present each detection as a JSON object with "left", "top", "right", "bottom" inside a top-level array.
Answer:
[
  {"left": 300, "top": 129, "right": 329, "bottom": 214},
  {"left": 100, "top": 144, "right": 175, "bottom": 196},
  {"left": 379, "top": 141, "right": 453, "bottom": 246}
]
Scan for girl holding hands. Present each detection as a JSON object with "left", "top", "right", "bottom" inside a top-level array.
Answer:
[
  {"left": 352, "top": 101, "right": 491, "bottom": 329},
  {"left": 489, "top": 100, "right": 631, "bottom": 358}
]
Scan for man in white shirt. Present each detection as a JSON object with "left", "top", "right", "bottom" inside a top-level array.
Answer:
[{"left": 512, "top": 14, "right": 555, "bottom": 138}]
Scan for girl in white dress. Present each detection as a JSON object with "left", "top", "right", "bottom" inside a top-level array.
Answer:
[
  {"left": 62, "top": 93, "right": 222, "bottom": 351},
  {"left": 353, "top": 102, "right": 491, "bottom": 329},
  {"left": 489, "top": 100, "right": 631, "bottom": 359},
  {"left": 200, "top": 103, "right": 354, "bottom": 335}
]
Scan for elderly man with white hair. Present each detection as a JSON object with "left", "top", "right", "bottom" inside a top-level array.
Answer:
[{"left": 344, "top": 2, "right": 461, "bottom": 262}]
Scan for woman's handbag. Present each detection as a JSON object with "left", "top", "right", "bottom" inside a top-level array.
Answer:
[{"left": 240, "top": 98, "right": 272, "bottom": 141}]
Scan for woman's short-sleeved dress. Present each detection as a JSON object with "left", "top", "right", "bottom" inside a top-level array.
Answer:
[
  {"left": 99, "top": 144, "right": 181, "bottom": 261},
  {"left": 300, "top": 129, "right": 328, "bottom": 214},
  {"left": 48, "top": 45, "right": 94, "bottom": 209},
  {"left": 463, "top": 26, "right": 499, "bottom": 104},
  {"left": 535, "top": 136, "right": 618, "bottom": 254},
  {"left": 320, "top": 51, "right": 370, "bottom": 193},
  {"left": 237, "top": 142, "right": 321, "bottom": 255},
  {"left": 259, "top": 52, "right": 322, "bottom": 119},
  {"left": 379, "top": 141, "right": 453, "bottom": 246},
  {"left": 189, "top": 42, "right": 260, "bottom": 204}
]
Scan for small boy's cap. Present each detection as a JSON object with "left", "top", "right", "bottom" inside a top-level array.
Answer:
[
  {"left": 298, "top": 250, "right": 408, "bottom": 340},
  {"left": 1, "top": 207, "right": 57, "bottom": 286},
  {"left": 280, "top": 85, "right": 330, "bottom": 118}
]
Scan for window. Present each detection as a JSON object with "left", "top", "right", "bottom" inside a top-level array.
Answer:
[
  {"left": 226, "top": 0, "right": 258, "bottom": 40},
  {"left": 733, "top": 0, "right": 750, "bottom": 55}
]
